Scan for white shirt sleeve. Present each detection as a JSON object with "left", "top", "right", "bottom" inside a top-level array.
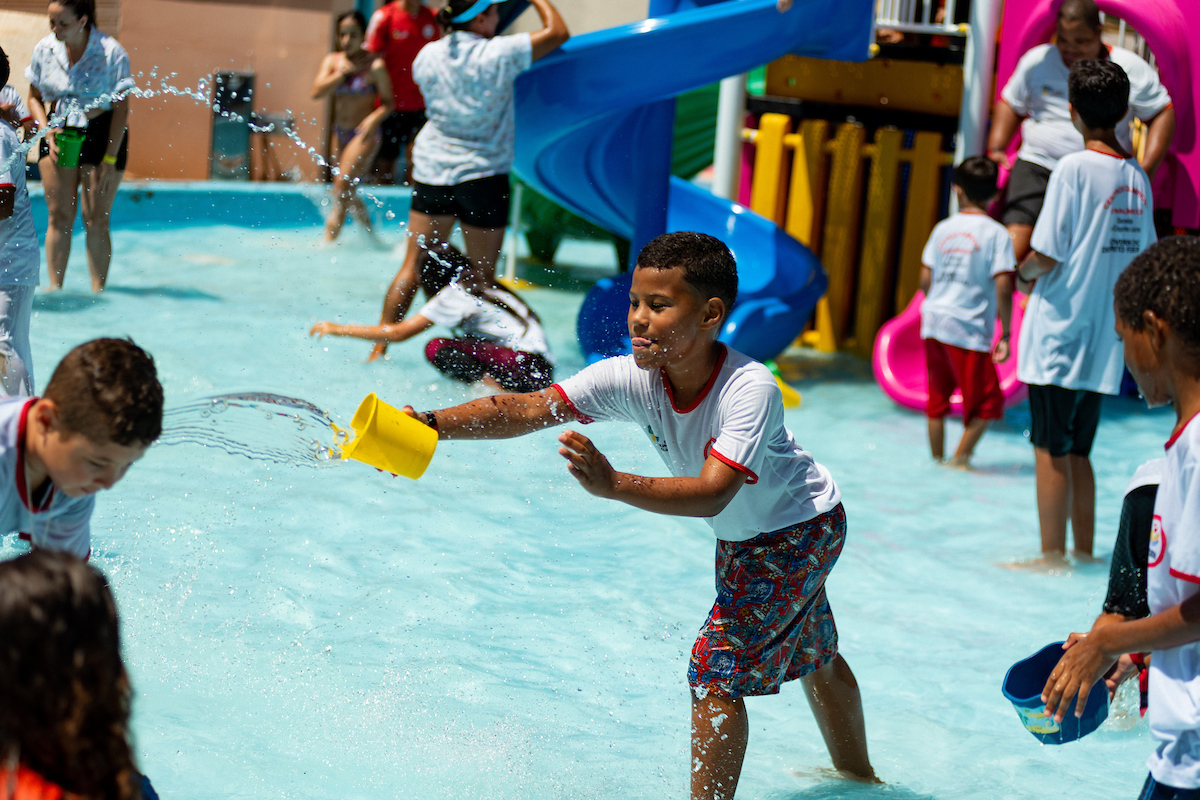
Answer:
[
  {"left": 1122, "top": 52, "right": 1172, "bottom": 121},
  {"left": 921, "top": 224, "right": 939, "bottom": 269},
  {"left": 0, "top": 131, "right": 16, "bottom": 185},
  {"left": 1029, "top": 163, "right": 1076, "bottom": 263},
  {"left": 107, "top": 40, "right": 136, "bottom": 96},
  {"left": 417, "top": 286, "right": 472, "bottom": 328},
  {"left": 709, "top": 378, "right": 775, "bottom": 483},
  {"left": 488, "top": 33, "right": 533, "bottom": 85},
  {"left": 1168, "top": 459, "right": 1200, "bottom": 582},
  {"left": 1001, "top": 48, "right": 1039, "bottom": 116},
  {"left": 991, "top": 226, "right": 1017, "bottom": 276},
  {"left": 553, "top": 357, "right": 638, "bottom": 425}
]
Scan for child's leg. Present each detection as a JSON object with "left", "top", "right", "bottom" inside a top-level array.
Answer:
[
  {"left": 927, "top": 416, "right": 945, "bottom": 460},
  {"left": 950, "top": 349, "right": 1003, "bottom": 467},
  {"left": 1069, "top": 454, "right": 1095, "bottom": 556},
  {"left": 1035, "top": 446, "right": 1070, "bottom": 555},
  {"left": 951, "top": 417, "right": 990, "bottom": 466},
  {"left": 371, "top": 210, "right": 455, "bottom": 361},
  {"left": 690, "top": 692, "right": 748, "bottom": 800},
  {"left": 800, "top": 654, "right": 877, "bottom": 781}
]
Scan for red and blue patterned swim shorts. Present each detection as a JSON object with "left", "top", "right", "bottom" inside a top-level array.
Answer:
[{"left": 688, "top": 503, "right": 846, "bottom": 699}]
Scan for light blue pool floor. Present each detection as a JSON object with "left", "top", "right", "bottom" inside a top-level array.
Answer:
[{"left": 10, "top": 222, "right": 1176, "bottom": 799}]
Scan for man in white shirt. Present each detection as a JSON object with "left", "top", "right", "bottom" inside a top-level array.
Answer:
[{"left": 988, "top": 0, "right": 1174, "bottom": 261}]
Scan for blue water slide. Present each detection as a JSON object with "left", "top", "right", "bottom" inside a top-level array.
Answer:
[{"left": 510, "top": 0, "right": 874, "bottom": 362}]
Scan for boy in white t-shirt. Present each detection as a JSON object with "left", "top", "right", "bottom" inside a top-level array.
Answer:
[
  {"left": 919, "top": 156, "right": 1016, "bottom": 467},
  {"left": 390, "top": 232, "right": 878, "bottom": 798},
  {"left": 0, "top": 47, "right": 40, "bottom": 397},
  {"left": 1016, "top": 59, "right": 1156, "bottom": 565},
  {"left": 1041, "top": 237, "right": 1200, "bottom": 799}
]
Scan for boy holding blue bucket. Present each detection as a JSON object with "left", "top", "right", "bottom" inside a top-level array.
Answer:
[
  {"left": 1041, "top": 237, "right": 1200, "bottom": 798},
  {"left": 395, "top": 232, "right": 877, "bottom": 799}
]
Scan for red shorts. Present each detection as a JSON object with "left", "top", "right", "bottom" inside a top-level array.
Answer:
[{"left": 924, "top": 338, "right": 1004, "bottom": 424}]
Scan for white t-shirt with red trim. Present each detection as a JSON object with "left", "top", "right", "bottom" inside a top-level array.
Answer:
[
  {"left": 0, "top": 397, "right": 93, "bottom": 559},
  {"left": 0, "top": 123, "right": 39, "bottom": 286},
  {"left": 552, "top": 347, "right": 841, "bottom": 542},
  {"left": 417, "top": 283, "right": 552, "bottom": 359},
  {"left": 920, "top": 210, "right": 1016, "bottom": 353},
  {"left": 1146, "top": 413, "right": 1200, "bottom": 788},
  {"left": 1018, "top": 148, "right": 1155, "bottom": 394}
]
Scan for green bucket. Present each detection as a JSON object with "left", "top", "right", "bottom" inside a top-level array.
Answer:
[{"left": 55, "top": 128, "right": 87, "bottom": 168}]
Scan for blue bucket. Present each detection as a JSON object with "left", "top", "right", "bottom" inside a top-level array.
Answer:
[{"left": 1002, "top": 642, "right": 1108, "bottom": 744}]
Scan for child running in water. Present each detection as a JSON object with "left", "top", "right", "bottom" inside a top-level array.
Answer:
[
  {"left": 392, "top": 232, "right": 877, "bottom": 799},
  {"left": 311, "top": 244, "right": 553, "bottom": 392},
  {"left": 919, "top": 156, "right": 1015, "bottom": 467},
  {"left": 1041, "top": 236, "right": 1200, "bottom": 798}
]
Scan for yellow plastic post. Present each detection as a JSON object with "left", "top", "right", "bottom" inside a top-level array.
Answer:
[
  {"left": 338, "top": 393, "right": 437, "bottom": 479},
  {"left": 854, "top": 126, "right": 903, "bottom": 358},
  {"left": 749, "top": 113, "right": 793, "bottom": 225},
  {"left": 894, "top": 131, "right": 945, "bottom": 312},
  {"left": 821, "top": 122, "right": 867, "bottom": 345}
]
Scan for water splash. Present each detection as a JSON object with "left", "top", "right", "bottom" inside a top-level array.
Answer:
[{"left": 158, "top": 392, "right": 345, "bottom": 467}]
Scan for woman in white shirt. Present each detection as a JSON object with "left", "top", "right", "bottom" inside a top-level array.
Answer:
[
  {"left": 367, "top": 0, "right": 568, "bottom": 362},
  {"left": 26, "top": 0, "right": 133, "bottom": 292}
]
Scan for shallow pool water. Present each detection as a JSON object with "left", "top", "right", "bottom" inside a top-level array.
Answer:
[{"left": 7, "top": 201, "right": 1177, "bottom": 799}]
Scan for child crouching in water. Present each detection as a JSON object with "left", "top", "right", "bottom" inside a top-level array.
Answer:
[
  {"left": 919, "top": 156, "right": 1015, "bottom": 467},
  {"left": 394, "top": 232, "right": 877, "bottom": 798},
  {"left": 1041, "top": 237, "right": 1200, "bottom": 798},
  {"left": 311, "top": 245, "right": 554, "bottom": 392}
]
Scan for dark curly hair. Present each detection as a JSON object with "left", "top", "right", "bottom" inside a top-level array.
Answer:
[
  {"left": 0, "top": 551, "right": 139, "bottom": 800},
  {"left": 43, "top": 338, "right": 163, "bottom": 447},
  {"left": 1114, "top": 236, "right": 1200, "bottom": 351},
  {"left": 635, "top": 232, "right": 738, "bottom": 321},
  {"left": 1069, "top": 59, "right": 1130, "bottom": 130}
]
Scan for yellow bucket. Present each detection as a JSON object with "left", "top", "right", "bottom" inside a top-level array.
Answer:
[{"left": 338, "top": 393, "right": 437, "bottom": 479}]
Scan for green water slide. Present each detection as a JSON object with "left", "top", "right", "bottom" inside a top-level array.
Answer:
[{"left": 518, "top": 82, "right": 722, "bottom": 265}]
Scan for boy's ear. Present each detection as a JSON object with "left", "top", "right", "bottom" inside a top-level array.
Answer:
[
  {"left": 700, "top": 297, "right": 726, "bottom": 331},
  {"left": 30, "top": 398, "right": 61, "bottom": 435},
  {"left": 1145, "top": 309, "right": 1170, "bottom": 350}
]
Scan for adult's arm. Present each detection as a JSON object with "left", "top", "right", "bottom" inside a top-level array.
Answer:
[
  {"left": 1139, "top": 104, "right": 1176, "bottom": 178},
  {"left": 404, "top": 386, "right": 577, "bottom": 440},
  {"left": 987, "top": 100, "right": 1022, "bottom": 170},
  {"left": 528, "top": 0, "right": 569, "bottom": 62},
  {"left": 558, "top": 429, "right": 748, "bottom": 517},
  {"left": 104, "top": 96, "right": 128, "bottom": 164},
  {"left": 1016, "top": 250, "right": 1056, "bottom": 292}
]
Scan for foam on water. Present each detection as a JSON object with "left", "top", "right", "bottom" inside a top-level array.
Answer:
[{"left": 20, "top": 217, "right": 1175, "bottom": 799}]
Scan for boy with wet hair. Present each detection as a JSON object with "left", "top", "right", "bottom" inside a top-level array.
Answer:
[
  {"left": 1, "top": 337, "right": 163, "bottom": 559},
  {"left": 1015, "top": 59, "right": 1156, "bottom": 566},
  {"left": 919, "top": 155, "right": 1015, "bottom": 467},
  {"left": 396, "top": 231, "right": 877, "bottom": 799},
  {"left": 1041, "top": 237, "right": 1200, "bottom": 799}
]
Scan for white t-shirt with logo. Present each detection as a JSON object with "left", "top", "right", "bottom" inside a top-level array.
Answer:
[
  {"left": 0, "top": 397, "right": 93, "bottom": 558},
  {"left": 0, "top": 124, "right": 39, "bottom": 287},
  {"left": 1146, "top": 414, "right": 1200, "bottom": 788},
  {"left": 26, "top": 30, "right": 135, "bottom": 128},
  {"left": 416, "top": 283, "right": 552, "bottom": 359},
  {"left": 553, "top": 347, "right": 841, "bottom": 542},
  {"left": 411, "top": 31, "right": 533, "bottom": 186},
  {"left": 920, "top": 211, "right": 1016, "bottom": 352},
  {"left": 1002, "top": 44, "right": 1172, "bottom": 171},
  {"left": 1017, "top": 149, "right": 1155, "bottom": 394}
]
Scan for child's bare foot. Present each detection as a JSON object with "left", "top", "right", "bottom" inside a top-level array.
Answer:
[
  {"left": 367, "top": 342, "right": 388, "bottom": 362},
  {"left": 1070, "top": 550, "right": 1104, "bottom": 565},
  {"left": 480, "top": 374, "right": 505, "bottom": 392},
  {"left": 1000, "top": 553, "right": 1071, "bottom": 572},
  {"left": 790, "top": 765, "right": 883, "bottom": 785},
  {"left": 948, "top": 455, "right": 972, "bottom": 470}
]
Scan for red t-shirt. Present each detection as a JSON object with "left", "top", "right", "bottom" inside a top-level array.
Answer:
[
  {"left": 0, "top": 765, "right": 66, "bottom": 799},
  {"left": 365, "top": 2, "right": 441, "bottom": 111}
]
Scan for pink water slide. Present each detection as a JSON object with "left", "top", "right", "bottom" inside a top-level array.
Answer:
[{"left": 873, "top": 0, "right": 1196, "bottom": 415}]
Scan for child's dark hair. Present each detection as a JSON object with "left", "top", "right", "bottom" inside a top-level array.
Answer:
[
  {"left": 418, "top": 245, "right": 470, "bottom": 297},
  {"left": 0, "top": 551, "right": 140, "bottom": 800},
  {"left": 0, "top": 47, "right": 9, "bottom": 90},
  {"left": 336, "top": 10, "right": 368, "bottom": 43},
  {"left": 436, "top": 0, "right": 490, "bottom": 32},
  {"left": 1115, "top": 236, "right": 1200, "bottom": 352},
  {"left": 1069, "top": 60, "right": 1130, "bottom": 130},
  {"left": 56, "top": 0, "right": 96, "bottom": 29},
  {"left": 952, "top": 156, "right": 999, "bottom": 206},
  {"left": 43, "top": 338, "right": 163, "bottom": 447},
  {"left": 635, "top": 232, "right": 738, "bottom": 318},
  {"left": 1058, "top": 0, "right": 1101, "bottom": 31}
]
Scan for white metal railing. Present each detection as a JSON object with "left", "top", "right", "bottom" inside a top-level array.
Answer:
[{"left": 875, "top": 0, "right": 968, "bottom": 37}]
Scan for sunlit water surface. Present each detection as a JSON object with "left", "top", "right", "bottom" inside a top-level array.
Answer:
[{"left": 4, "top": 213, "right": 1175, "bottom": 799}]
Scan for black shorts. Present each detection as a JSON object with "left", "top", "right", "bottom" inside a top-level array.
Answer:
[
  {"left": 1027, "top": 383, "right": 1104, "bottom": 457},
  {"left": 1000, "top": 159, "right": 1051, "bottom": 227},
  {"left": 411, "top": 174, "right": 511, "bottom": 229},
  {"left": 39, "top": 109, "right": 128, "bottom": 170},
  {"left": 377, "top": 109, "right": 426, "bottom": 162}
]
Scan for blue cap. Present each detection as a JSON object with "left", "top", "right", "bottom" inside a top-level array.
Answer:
[{"left": 451, "top": 0, "right": 503, "bottom": 24}]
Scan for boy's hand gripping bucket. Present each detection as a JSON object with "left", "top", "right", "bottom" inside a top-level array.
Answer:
[
  {"left": 1001, "top": 641, "right": 1108, "bottom": 744},
  {"left": 55, "top": 128, "right": 87, "bottom": 168},
  {"left": 337, "top": 393, "right": 437, "bottom": 479}
]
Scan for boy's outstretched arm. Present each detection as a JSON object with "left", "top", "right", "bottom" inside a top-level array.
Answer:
[
  {"left": 403, "top": 388, "right": 576, "bottom": 440},
  {"left": 558, "top": 429, "right": 747, "bottom": 517},
  {"left": 1041, "top": 593, "right": 1200, "bottom": 722}
]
